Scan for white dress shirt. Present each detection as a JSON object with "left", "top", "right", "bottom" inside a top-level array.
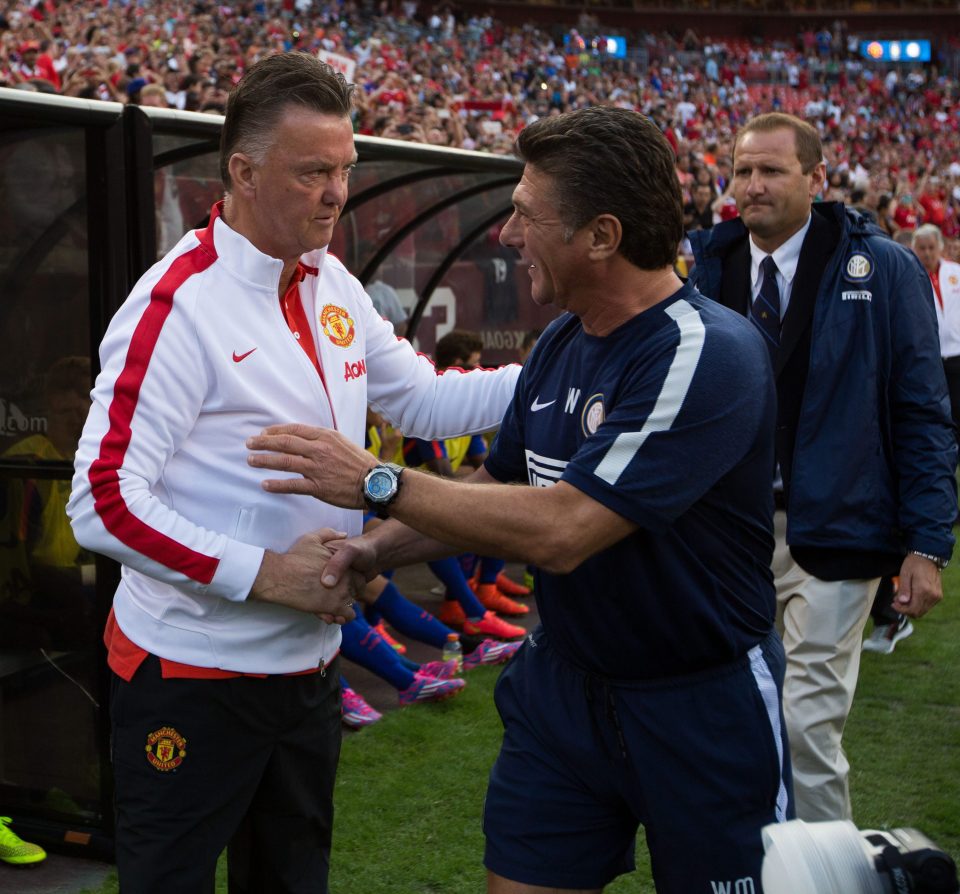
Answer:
[
  {"left": 748, "top": 215, "right": 811, "bottom": 494},
  {"left": 749, "top": 215, "right": 812, "bottom": 320}
]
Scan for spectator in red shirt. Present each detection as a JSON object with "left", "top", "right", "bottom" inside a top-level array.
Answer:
[
  {"left": 918, "top": 177, "right": 948, "bottom": 230},
  {"left": 894, "top": 193, "right": 922, "bottom": 231},
  {"left": 32, "top": 40, "right": 61, "bottom": 90},
  {"left": 12, "top": 41, "right": 44, "bottom": 84}
]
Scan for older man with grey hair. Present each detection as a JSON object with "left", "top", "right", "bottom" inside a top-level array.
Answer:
[
  {"left": 68, "top": 51, "right": 519, "bottom": 893},
  {"left": 912, "top": 223, "right": 960, "bottom": 451}
]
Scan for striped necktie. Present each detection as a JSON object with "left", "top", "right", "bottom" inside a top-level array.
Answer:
[{"left": 751, "top": 255, "right": 781, "bottom": 360}]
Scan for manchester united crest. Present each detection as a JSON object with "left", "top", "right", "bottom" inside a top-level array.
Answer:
[
  {"left": 320, "top": 305, "right": 356, "bottom": 347},
  {"left": 145, "top": 726, "right": 187, "bottom": 772}
]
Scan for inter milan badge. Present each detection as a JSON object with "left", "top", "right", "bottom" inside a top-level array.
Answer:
[
  {"left": 320, "top": 305, "right": 356, "bottom": 347},
  {"left": 145, "top": 726, "right": 187, "bottom": 772},
  {"left": 581, "top": 393, "right": 605, "bottom": 436},
  {"left": 844, "top": 253, "right": 873, "bottom": 283}
]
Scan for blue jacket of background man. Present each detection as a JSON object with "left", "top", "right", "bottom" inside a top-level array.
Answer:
[{"left": 688, "top": 201, "right": 957, "bottom": 564}]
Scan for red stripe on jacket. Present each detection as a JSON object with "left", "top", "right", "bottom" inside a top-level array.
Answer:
[{"left": 88, "top": 235, "right": 219, "bottom": 584}]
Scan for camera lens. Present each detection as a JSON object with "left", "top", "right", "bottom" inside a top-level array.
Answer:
[
  {"left": 877, "top": 829, "right": 960, "bottom": 894},
  {"left": 762, "top": 821, "right": 959, "bottom": 894},
  {"left": 762, "top": 820, "right": 886, "bottom": 894}
]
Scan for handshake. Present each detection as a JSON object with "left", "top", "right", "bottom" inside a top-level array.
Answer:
[{"left": 249, "top": 529, "right": 367, "bottom": 624}]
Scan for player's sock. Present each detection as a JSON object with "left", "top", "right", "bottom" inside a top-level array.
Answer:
[
  {"left": 338, "top": 616, "right": 415, "bottom": 690},
  {"left": 458, "top": 553, "right": 479, "bottom": 580},
  {"left": 429, "top": 558, "right": 487, "bottom": 619},
  {"left": 478, "top": 556, "right": 505, "bottom": 585},
  {"left": 398, "top": 655, "right": 420, "bottom": 672},
  {"left": 373, "top": 581, "right": 452, "bottom": 649},
  {"left": 363, "top": 603, "right": 383, "bottom": 627}
]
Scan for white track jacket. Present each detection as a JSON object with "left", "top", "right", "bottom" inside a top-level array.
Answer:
[
  {"left": 69, "top": 204, "right": 519, "bottom": 674},
  {"left": 935, "top": 258, "right": 960, "bottom": 360}
]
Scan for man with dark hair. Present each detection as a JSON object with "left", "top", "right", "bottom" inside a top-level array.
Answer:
[
  {"left": 434, "top": 329, "right": 483, "bottom": 370},
  {"left": 68, "top": 52, "right": 518, "bottom": 893},
  {"left": 687, "top": 111, "right": 956, "bottom": 822},
  {"left": 683, "top": 181, "right": 715, "bottom": 231},
  {"left": 848, "top": 186, "right": 877, "bottom": 223},
  {"left": 249, "top": 105, "right": 792, "bottom": 894}
]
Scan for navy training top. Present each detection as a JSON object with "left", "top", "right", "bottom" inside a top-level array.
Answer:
[{"left": 485, "top": 282, "right": 777, "bottom": 680}]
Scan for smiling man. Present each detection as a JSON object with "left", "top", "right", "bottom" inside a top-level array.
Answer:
[
  {"left": 68, "top": 52, "right": 519, "bottom": 893},
  {"left": 248, "top": 106, "right": 793, "bottom": 894},
  {"left": 688, "top": 112, "right": 957, "bottom": 823}
]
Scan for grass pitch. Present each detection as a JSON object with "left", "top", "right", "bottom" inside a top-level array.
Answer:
[{"left": 81, "top": 567, "right": 960, "bottom": 894}]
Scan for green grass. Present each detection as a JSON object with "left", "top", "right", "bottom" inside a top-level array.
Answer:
[{"left": 81, "top": 572, "right": 960, "bottom": 894}]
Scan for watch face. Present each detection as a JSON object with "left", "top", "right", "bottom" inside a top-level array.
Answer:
[{"left": 367, "top": 468, "right": 396, "bottom": 502}]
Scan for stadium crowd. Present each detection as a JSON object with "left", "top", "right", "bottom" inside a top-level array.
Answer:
[{"left": 2, "top": 1, "right": 959, "bottom": 257}]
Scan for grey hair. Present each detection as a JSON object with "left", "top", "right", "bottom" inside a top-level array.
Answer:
[{"left": 912, "top": 223, "right": 945, "bottom": 247}]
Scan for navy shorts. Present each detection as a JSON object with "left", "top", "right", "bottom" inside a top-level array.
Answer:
[{"left": 483, "top": 627, "right": 793, "bottom": 892}]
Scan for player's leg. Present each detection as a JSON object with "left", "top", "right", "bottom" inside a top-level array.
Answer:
[
  {"left": 433, "top": 556, "right": 526, "bottom": 640},
  {"left": 227, "top": 659, "right": 343, "bottom": 893},
  {"left": 339, "top": 614, "right": 466, "bottom": 703},
  {"left": 631, "top": 632, "right": 791, "bottom": 894},
  {"left": 110, "top": 657, "right": 272, "bottom": 893},
  {"left": 487, "top": 872, "right": 600, "bottom": 894},
  {"left": 430, "top": 556, "right": 488, "bottom": 619},
  {"left": 773, "top": 511, "right": 876, "bottom": 820},
  {"left": 473, "top": 556, "right": 529, "bottom": 616},
  {"left": 778, "top": 573, "right": 875, "bottom": 820},
  {"left": 339, "top": 614, "right": 417, "bottom": 690},
  {"left": 483, "top": 628, "right": 637, "bottom": 892},
  {"left": 372, "top": 576, "right": 455, "bottom": 648}
]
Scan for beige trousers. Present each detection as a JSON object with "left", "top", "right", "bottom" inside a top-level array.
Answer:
[{"left": 773, "top": 510, "right": 879, "bottom": 821}]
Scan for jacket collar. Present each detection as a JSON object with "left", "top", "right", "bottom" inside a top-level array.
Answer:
[
  {"left": 689, "top": 202, "right": 859, "bottom": 292},
  {"left": 198, "top": 201, "right": 326, "bottom": 293},
  {"left": 692, "top": 201, "right": 858, "bottom": 253},
  {"left": 688, "top": 203, "right": 847, "bottom": 376},
  {"left": 776, "top": 210, "right": 838, "bottom": 374}
]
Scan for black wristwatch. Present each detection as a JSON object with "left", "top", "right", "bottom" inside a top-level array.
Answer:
[
  {"left": 909, "top": 550, "right": 950, "bottom": 572},
  {"left": 363, "top": 463, "right": 404, "bottom": 518}
]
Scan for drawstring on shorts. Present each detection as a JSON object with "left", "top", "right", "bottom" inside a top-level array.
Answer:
[{"left": 584, "top": 674, "right": 629, "bottom": 763}]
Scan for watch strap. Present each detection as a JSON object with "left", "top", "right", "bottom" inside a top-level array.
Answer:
[{"left": 908, "top": 549, "right": 949, "bottom": 571}]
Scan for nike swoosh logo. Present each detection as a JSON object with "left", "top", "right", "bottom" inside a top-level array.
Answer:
[
  {"left": 530, "top": 396, "right": 555, "bottom": 412},
  {"left": 232, "top": 348, "right": 257, "bottom": 363}
]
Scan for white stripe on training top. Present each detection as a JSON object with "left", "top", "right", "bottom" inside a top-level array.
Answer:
[
  {"left": 594, "top": 299, "right": 706, "bottom": 485},
  {"left": 748, "top": 643, "right": 791, "bottom": 823}
]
